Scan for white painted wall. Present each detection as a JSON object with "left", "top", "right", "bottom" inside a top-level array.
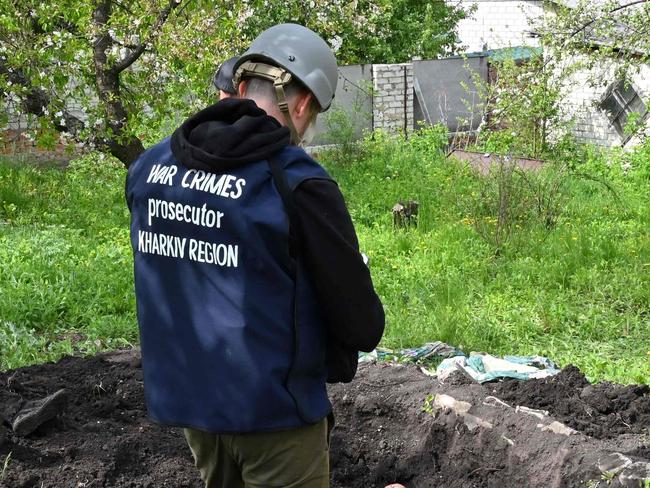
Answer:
[
  {"left": 559, "top": 58, "right": 650, "bottom": 146},
  {"left": 452, "top": 0, "right": 650, "bottom": 147},
  {"left": 455, "top": 0, "right": 544, "bottom": 52}
]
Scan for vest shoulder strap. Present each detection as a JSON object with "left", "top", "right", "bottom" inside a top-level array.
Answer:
[{"left": 268, "top": 156, "right": 301, "bottom": 264}]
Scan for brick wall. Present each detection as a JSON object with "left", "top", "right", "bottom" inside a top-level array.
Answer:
[{"left": 372, "top": 63, "right": 414, "bottom": 134}]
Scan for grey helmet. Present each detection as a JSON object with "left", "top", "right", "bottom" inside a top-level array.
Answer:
[{"left": 233, "top": 23, "right": 338, "bottom": 112}]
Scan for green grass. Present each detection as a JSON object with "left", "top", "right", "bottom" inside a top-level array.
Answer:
[
  {"left": 1, "top": 135, "right": 649, "bottom": 384},
  {"left": 0, "top": 155, "right": 137, "bottom": 368}
]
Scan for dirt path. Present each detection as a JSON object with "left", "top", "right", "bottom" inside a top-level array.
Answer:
[{"left": 1, "top": 350, "right": 648, "bottom": 488}]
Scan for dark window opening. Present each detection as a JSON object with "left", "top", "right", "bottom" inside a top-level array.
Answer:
[{"left": 600, "top": 80, "right": 648, "bottom": 137}]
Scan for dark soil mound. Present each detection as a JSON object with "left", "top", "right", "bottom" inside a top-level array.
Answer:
[
  {"left": 0, "top": 351, "right": 648, "bottom": 488},
  {"left": 492, "top": 365, "right": 650, "bottom": 439},
  {"left": 0, "top": 352, "right": 199, "bottom": 488}
]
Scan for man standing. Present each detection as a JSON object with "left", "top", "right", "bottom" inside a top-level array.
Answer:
[{"left": 126, "top": 24, "right": 384, "bottom": 487}]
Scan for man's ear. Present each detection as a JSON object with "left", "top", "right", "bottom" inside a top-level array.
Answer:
[
  {"left": 294, "top": 91, "right": 315, "bottom": 119},
  {"left": 237, "top": 80, "right": 248, "bottom": 98}
]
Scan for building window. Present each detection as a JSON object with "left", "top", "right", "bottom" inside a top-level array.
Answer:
[{"left": 599, "top": 80, "right": 648, "bottom": 137}]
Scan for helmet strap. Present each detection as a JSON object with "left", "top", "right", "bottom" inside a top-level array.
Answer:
[
  {"left": 272, "top": 78, "right": 301, "bottom": 145},
  {"left": 234, "top": 61, "right": 302, "bottom": 144}
]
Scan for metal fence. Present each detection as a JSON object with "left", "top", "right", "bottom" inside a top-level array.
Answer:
[
  {"left": 413, "top": 56, "right": 488, "bottom": 133},
  {"left": 311, "top": 64, "right": 373, "bottom": 146}
]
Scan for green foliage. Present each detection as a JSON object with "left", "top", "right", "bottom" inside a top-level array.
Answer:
[
  {"left": 422, "top": 394, "right": 435, "bottom": 414},
  {"left": 239, "top": 0, "right": 466, "bottom": 65},
  {"left": 1, "top": 133, "right": 649, "bottom": 385},
  {"left": 459, "top": 157, "right": 570, "bottom": 256},
  {"left": 541, "top": 0, "right": 650, "bottom": 68},
  {"left": 409, "top": 123, "right": 449, "bottom": 154},
  {"left": 468, "top": 53, "right": 574, "bottom": 159},
  {"left": 0, "top": 0, "right": 467, "bottom": 161}
]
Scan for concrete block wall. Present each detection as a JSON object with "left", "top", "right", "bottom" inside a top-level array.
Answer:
[
  {"left": 455, "top": 0, "right": 544, "bottom": 52},
  {"left": 372, "top": 63, "right": 414, "bottom": 134},
  {"left": 561, "top": 68, "right": 620, "bottom": 146},
  {"left": 4, "top": 91, "right": 29, "bottom": 131}
]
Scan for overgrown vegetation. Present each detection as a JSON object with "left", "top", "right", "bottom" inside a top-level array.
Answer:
[
  {"left": 1, "top": 131, "right": 648, "bottom": 384},
  {"left": 464, "top": 53, "right": 566, "bottom": 159}
]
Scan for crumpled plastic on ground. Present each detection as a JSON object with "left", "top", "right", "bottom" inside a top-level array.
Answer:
[
  {"left": 358, "top": 341, "right": 464, "bottom": 364},
  {"left": 436, "top": 353, "right": 560, "bottom": 383},
  {"left": 359, "top": 342, "right": 560, "bottom": 383}
]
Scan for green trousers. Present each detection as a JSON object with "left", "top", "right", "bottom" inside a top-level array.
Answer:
[{"left": 184, "top": 416, "right": 332, "bottom": 488}]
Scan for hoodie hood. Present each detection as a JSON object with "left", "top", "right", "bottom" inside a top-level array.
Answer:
[{"left": 170, "top": 98, "right": 291, "bottom": 172}]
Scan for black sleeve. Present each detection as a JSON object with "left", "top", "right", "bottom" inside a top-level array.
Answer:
[
  {"left": 125, "top": 174, "right": 132, "bottom": 213},
  {"left": 293, "top": 178, "right": 385, "bottom": 352}
]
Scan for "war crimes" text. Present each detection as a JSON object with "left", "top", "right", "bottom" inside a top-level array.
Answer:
[{"left": 146, "top": 164, "right": 245, "bottom": 200}]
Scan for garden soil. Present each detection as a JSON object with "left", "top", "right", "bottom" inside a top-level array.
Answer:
[{"left": 1, "top": 349, "right": 648, "bottom": 488}]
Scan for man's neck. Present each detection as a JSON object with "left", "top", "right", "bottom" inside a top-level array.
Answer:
[{"left": 249, "top": 97, "right": 283, "bottom": 124}]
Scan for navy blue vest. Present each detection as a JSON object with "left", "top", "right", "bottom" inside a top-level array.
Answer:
[{"left": 126, "top": 137, "right": 333, "bottom": 433}]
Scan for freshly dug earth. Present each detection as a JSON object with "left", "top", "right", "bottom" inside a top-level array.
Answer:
[
  {"left": 491, "top": 365, "right": 650, "bottom": 440},
  {"left": 0, "top": 350, "right": 648, "bottom": 488}
]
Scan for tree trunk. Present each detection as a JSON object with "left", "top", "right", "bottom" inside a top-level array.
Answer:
[{"left": 92, "top": 0, "right": 145, "bottom": 167}]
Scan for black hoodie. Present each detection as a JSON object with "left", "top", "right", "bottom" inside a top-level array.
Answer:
[
  {"left": 171, "top": 98, "right": 291, "bottom": 169},
  {"left": 170, "top": 98, "right": 385, "bottom": 381}
]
